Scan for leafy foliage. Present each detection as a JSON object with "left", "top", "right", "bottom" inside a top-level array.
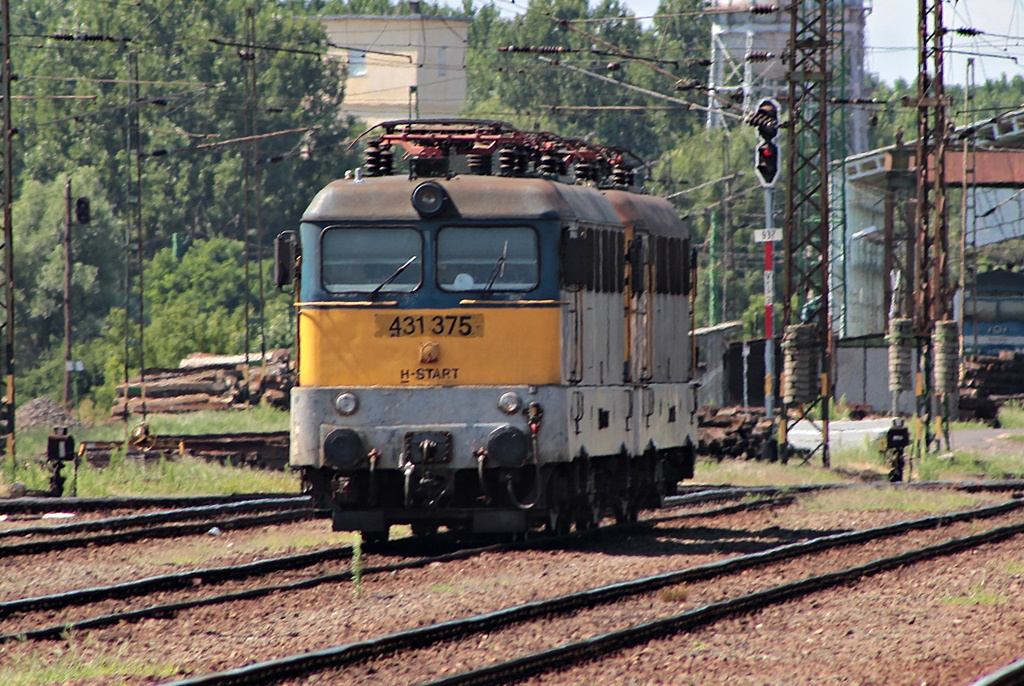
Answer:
[
  {"left": 463, "top": 0, "right": 709, "bottom": 163},
  {"left": 10, "top": 0, "right": 359, "bottom": 408}
]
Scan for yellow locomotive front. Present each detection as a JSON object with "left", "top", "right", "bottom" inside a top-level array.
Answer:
[{"left": 278, "top": 121, "right": 697, "bottom": 539}]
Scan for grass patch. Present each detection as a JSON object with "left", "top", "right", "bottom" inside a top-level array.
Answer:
[
  {"left": 944, "top": 583, "right": 1006, "bottom": 606},
  {"left": 429, "top": 580, "right": 460, "bottom": 594},
  {"left": 998, "top": 401, "right": 1024, "bottom": 429},
  {"left": 917, "top": 449, "right": 1024, "bottom": 481},
  {"left": 1, "top": 453, "right": 299, "bottom": 498},
  {"left": 694, "top": 458, "right": 856, "bottom": 487},
  {"left": 4, "top": 634, "right": 179, "bottom": 686},
  {"left": 659, "top": 585, "right": 689, "bottom": 602},
  {"left": 800, "top": 487, "right": 989, "bottom": 513},
  {"left": 2, "top": 406, "right": 296, "bottom": 496},
  {"left": 15, "top": 406, "right": 290, "bottom": 460}
]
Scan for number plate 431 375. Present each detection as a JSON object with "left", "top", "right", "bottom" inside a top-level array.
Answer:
[{"left": 375, "top": 314, "right": 484, "bottom": 338}]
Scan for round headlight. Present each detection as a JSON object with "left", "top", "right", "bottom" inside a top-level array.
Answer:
[
  {"left": 411, "top": 181, "right": 447, "bottom": 217},
  {"left": 334, "top": 392, "right": 359, "bottom": 416},
  {"left": 497, "top": 391, "right": 522, "bottom": 415}
]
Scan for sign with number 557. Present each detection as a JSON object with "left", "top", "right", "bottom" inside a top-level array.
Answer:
[{"left": 753, "top": 228, "right": 782, "bottom": 243}]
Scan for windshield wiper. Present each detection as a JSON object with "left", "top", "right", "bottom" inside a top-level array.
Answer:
[
  {"left": 368, "top": 255, "right": 417, "bottom": 299},
  {"left": 480, "top": 241, "right": 508, "bottom": 297}
]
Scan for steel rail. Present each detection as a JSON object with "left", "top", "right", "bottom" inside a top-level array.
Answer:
[
  {"left": 0, "top": 496, "right": 784, "bottom": 638},
  {"left": 156, "top": 499, "right": 1024, "bottom": 686},
  {"left": 421, "top": 519, "right": 1024, "bottom": 686},
  {"left": 0, "top": 497, "right": 312, "bottom": 540},
  {"left": 969, "top": 657, "right": 1024, "bottom": 686},
  {"left": 0, "top": 544, "right": 355, "bottom": 618},
  {"left": 0, "top": 509, "right": 315, "bottom": 558},
  {"left": 0, "top": 493, "right": 304, "bottom": 515}
]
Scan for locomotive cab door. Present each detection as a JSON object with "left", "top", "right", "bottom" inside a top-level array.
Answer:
[{"left": 627, "top": 230, "right": 652, "bottom": 383}]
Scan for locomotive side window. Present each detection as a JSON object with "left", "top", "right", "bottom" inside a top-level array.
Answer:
[
  {"left": 437, "top": 227, "right": 539, "bottom": 292},
  {"left": 321, "top": 226, "right": 422, "bottom": 293}
]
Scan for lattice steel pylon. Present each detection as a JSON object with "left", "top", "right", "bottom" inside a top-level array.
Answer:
[
  {"left": 780, "top": 0, "right": 831, "bottom": 467},
  {"left": 913, "top": 0, "right": 950, "bottom": 451},
  {"left": 0, "top": 0, "right": 15, "bottom": 468}
]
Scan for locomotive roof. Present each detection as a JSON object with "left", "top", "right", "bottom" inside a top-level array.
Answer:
[
  {"left": 301, "top": 174, "right": 623, "bottom": 226},
  {"left": 602, "top": 189, "right": 690, "bottom": 239}
]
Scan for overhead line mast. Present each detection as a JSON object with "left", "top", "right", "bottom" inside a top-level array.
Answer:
[
  {"left": 780, "top": 0, "right": 832, "bottom": 467},
  {"left": 914, "top": 0, "right": 952, "bottom": 452}
]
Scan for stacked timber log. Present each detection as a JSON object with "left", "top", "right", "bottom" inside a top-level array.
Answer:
[
  {"left": 697, "top": 406, "right": 774, "bottom": 460},
  {"left": 111, "top": 349, "right": 294, "bottom": 417},
  {"left": 959, "top": 352, "right": 1024, "bottom": 422},
  {"left": 960, "top": 352, "right": 1024, "bottom": 399}
]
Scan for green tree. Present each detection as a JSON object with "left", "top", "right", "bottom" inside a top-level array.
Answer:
[
  {"left": 463, "top": 0, "right": 709, "bottom": 162},
  {"left": 10, "top": 0, "right": 360, "bottom": 404},
  {"left": 85, "top": 237, "right": 291, "bottom": 408}
]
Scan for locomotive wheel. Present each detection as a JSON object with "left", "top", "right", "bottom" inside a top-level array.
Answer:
[
  {"left": 361, "top": 529, "right": 389, "bottom": 544},
  {"left": 545, "top": 472, "right": 572, "bottom": 536},
  {"left": 411, "top": 522, "right": 440, "bottom": 537},
  {"left": 614, "top": 497, "right": 638, "bottom": 524},
  {"left": 574, "top": 501, "right": 600, "bottom": 531}
]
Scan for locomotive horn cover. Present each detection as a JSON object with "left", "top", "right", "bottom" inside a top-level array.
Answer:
[{"left": 486, "top": 425, "right": 529, "bottom": 468}]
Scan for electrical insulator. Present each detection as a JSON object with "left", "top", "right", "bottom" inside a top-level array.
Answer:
[
  {"left": 498, "top": 148, "right": 518, "bottom": 177},
  {"left": 782, "top": 324, "right": 818, "bottom": 405},
  {"left": 467, "top": 154, "right": 492, "bottom": 176},
  {"left": 933, "top": 320, "right": 960, "bottom": 395},
  {"left": 75, "top": 197, "right": 90, "bottom": 225},
  {"left": 364, "top": 144, "right": 382, "bottom": 176},
  {"left": 750, "top": 98, "right": 780, "bottom": 141},
  {"left": 887, "top": 318, "right": 913, "bottom": 393}
]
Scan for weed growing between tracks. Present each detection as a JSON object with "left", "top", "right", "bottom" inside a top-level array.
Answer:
[
  {"left": 7, "top": 631, "right": 178, "bottom": 686},
  {"left": 352, "top": 534, "right": 365, "bottom": 597},
  {"left": 801, "top": 488, "right": 993, "bottom": 513}
]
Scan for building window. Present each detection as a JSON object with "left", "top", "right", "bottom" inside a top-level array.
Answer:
[{"left": 349, "top": 50, "right": 367, "bottom": 77}]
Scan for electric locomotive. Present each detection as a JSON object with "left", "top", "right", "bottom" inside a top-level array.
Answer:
[{"left": 275, "top": 120, "right": 697, "bottom": 540}]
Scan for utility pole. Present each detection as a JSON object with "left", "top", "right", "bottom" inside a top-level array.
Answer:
[
  {"left": 750, "top": 98, "right": 781, "bottom": 424},
  {"left": 1, "top": 0, "right": 15, "bottom": 468},
  {"left": 64, "top": 180, "right": 73, "bottom": 411},
  {"left": 124, "top": 50, "right": 146, "bottom": 425}
]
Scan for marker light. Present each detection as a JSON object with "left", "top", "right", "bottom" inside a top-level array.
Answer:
[
  {"left": 334, "top": 392, "right": 359, "bottom": 416},
  {"left": 411, "top": 181, "right": 447, "bottom": 217},
  {"left": 497, "top": 391, "right": 522, "bottom": 415}
]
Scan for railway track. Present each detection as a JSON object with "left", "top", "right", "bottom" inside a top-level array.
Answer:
[
  {"left": 0, "top": 493, "right": 789, "bottom": 645},
  {"left": 0, "top": 492, "right": 303, "bottom": 515},
  {"left": 154, "top": 497, "right": 1024, "bottom": 686},
  {"left": 0, "top": 497, "right": 318, "bottom": 557}
]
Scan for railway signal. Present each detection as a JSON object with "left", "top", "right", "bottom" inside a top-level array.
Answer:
[
  {"left": 755, "top": 141, "right": 779, "bottom": 187},
  {"left": 750, "top": 98, "right": 780, "bottom": 188},
  {"left": 75, "top": 196, "right": 90, "bottom": 224}
]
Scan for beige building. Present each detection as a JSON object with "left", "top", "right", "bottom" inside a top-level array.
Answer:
[{"left": 321, "top": 15, "right": 470, "bottom": 128}]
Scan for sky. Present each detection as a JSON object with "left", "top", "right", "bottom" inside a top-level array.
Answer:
[{"left": 465, "top": 0, "right": 1024, "bottom": 87}]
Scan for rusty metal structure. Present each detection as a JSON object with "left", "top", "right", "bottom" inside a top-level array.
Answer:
[
  {"left": 913, "top": 0, "right": 951, "bottom": 448},
  {"left": 780, "top": 0, "right": 831, "bottom": 466}
]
